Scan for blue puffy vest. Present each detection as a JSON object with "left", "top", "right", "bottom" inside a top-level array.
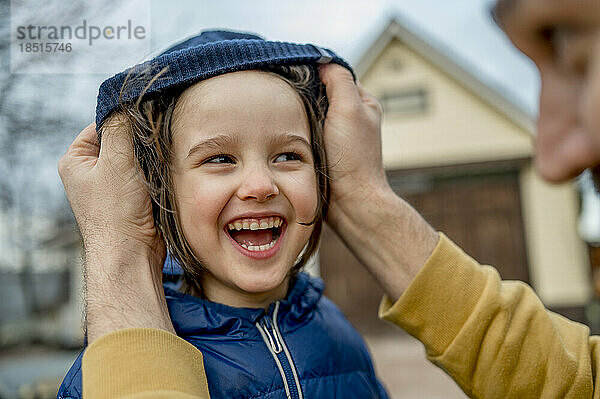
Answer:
[{"left": 57, "top": 273, "right": 389, "bottom": 399}]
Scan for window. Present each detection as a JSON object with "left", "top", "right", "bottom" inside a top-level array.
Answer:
[
  {"left": 381, "top": 88, "right": 428, "bottom": 116},
  {"left": 387, "top": 57, "right": 404, "bottom": 71}
]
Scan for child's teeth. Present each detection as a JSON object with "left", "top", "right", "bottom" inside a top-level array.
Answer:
[
  {"left": 239, "top": 238, "right": 277, "bottom": 252},
  {"left": 228, "top": 216, "right": 284, "bottom": 231}
]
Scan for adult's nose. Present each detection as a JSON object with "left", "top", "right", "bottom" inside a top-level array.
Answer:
[
  {"left": 535, "top": 66, "right": 600, "bottom": 183},
  {"left": 235, "top": 163, "right": 279, "bottom": 202}
]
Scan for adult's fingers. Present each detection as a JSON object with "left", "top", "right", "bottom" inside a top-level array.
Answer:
[{"left": 318, "top": 64, "right": 362, "bottom": 110}]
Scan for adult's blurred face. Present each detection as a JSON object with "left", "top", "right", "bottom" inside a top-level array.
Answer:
[{"left": 494, "top": 0, "right": 600, "bottom": 185}]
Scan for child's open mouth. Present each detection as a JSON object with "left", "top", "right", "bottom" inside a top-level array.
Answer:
[{"left": 225, "top": 216, "right": 285, "bottom": 257}]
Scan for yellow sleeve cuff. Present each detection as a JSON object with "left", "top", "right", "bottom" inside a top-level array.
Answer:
[{"left": 83, "top": 328, "right": 210, "bottom": 399}]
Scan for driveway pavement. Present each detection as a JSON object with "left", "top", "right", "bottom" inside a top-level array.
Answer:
[{"left": 364, "top": 334, "right": 467, "bottom": 398}]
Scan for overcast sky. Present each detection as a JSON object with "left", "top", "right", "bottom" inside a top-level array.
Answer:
[
  {"left": 148, "top": 0, "right": 540, "bottom": 115},
  {"left": 59, "top": 0, "right": 540, "bottom": 127}
]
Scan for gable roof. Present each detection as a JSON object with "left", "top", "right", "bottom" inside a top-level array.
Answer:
[{"left": 354, "top": 17, "right": 534, "bottom": 134}]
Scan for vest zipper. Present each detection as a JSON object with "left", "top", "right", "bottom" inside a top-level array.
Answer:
[{"left": 255, "top": 301, "right": 304, "bottom": 399}]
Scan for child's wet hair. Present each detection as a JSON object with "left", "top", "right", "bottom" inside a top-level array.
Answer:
[{"left": 100, "top": 64, "right": 330, "bottom": 297}]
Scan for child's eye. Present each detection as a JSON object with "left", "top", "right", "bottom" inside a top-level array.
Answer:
[
  {"left": 275, "top": 152, "right": 302, "bottom": 162},
  {"left": 204, "top": 155, "right": 235, "bottom": 164}
]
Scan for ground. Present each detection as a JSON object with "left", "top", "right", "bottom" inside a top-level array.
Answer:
[{"left": 365, "top": 333, "right": 467, "bottom": 398}]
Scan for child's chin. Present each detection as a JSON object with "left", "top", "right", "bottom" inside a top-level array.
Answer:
[{"left": 236, "top": 274, "right": 289, "bottom": 296}]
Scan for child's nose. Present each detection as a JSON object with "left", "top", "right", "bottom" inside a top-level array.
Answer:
[{"left": 236, "top": 164, "right": 279, "bottom": 202}]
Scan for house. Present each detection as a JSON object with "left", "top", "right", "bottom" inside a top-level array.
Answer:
[{"left": 319, "top": 18, "right": 592, "bottom": 333}]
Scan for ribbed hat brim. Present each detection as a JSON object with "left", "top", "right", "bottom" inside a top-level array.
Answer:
[{"left": 95, "top": 38, "right": 353, "bottom": 132}]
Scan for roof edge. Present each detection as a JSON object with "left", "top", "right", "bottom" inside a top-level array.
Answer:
[{"left": 355, "top": 16, "right": 535, "bottom": 134}]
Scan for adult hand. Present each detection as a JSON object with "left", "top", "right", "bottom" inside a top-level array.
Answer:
[
  {"left": 318, "top": 64, "right": 389, "bottom": 205},
  {"left": 318, "top": 64, "right": 438, "bottom": 300},
  {"left": 58, "top": 120, "right": 174, "bottom": 343}
]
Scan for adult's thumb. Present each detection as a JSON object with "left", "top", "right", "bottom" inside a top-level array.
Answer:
[{"left": 97, "top": 114, "right": 137, "bottom": 175}]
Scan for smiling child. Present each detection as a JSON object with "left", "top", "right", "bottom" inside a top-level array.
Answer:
[
  {"left": 169, "top": 70, "right": 320, "bottom": 308},
  {"left": 58, "top": 31, "right": 389, "bottom": 399}
]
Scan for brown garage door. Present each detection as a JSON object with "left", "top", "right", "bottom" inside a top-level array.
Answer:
[{"left": 319, "top": 160, "right": 530, "bottom": 334}]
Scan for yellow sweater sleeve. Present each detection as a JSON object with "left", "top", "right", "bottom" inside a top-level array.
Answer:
[
  {"left": 380, "top": 233, "right": 600, "bottom": 399},
  {"left": 82, "top": 328, "right": 210, "bottom": 399}
]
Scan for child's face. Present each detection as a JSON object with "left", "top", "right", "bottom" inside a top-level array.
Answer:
[{"left": 170, "top": 71, "right": 318, "bottom": 307}]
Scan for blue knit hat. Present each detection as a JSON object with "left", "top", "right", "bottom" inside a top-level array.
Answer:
[{"left": 95, "top": 30, "right": 354, "bottom": 132}]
